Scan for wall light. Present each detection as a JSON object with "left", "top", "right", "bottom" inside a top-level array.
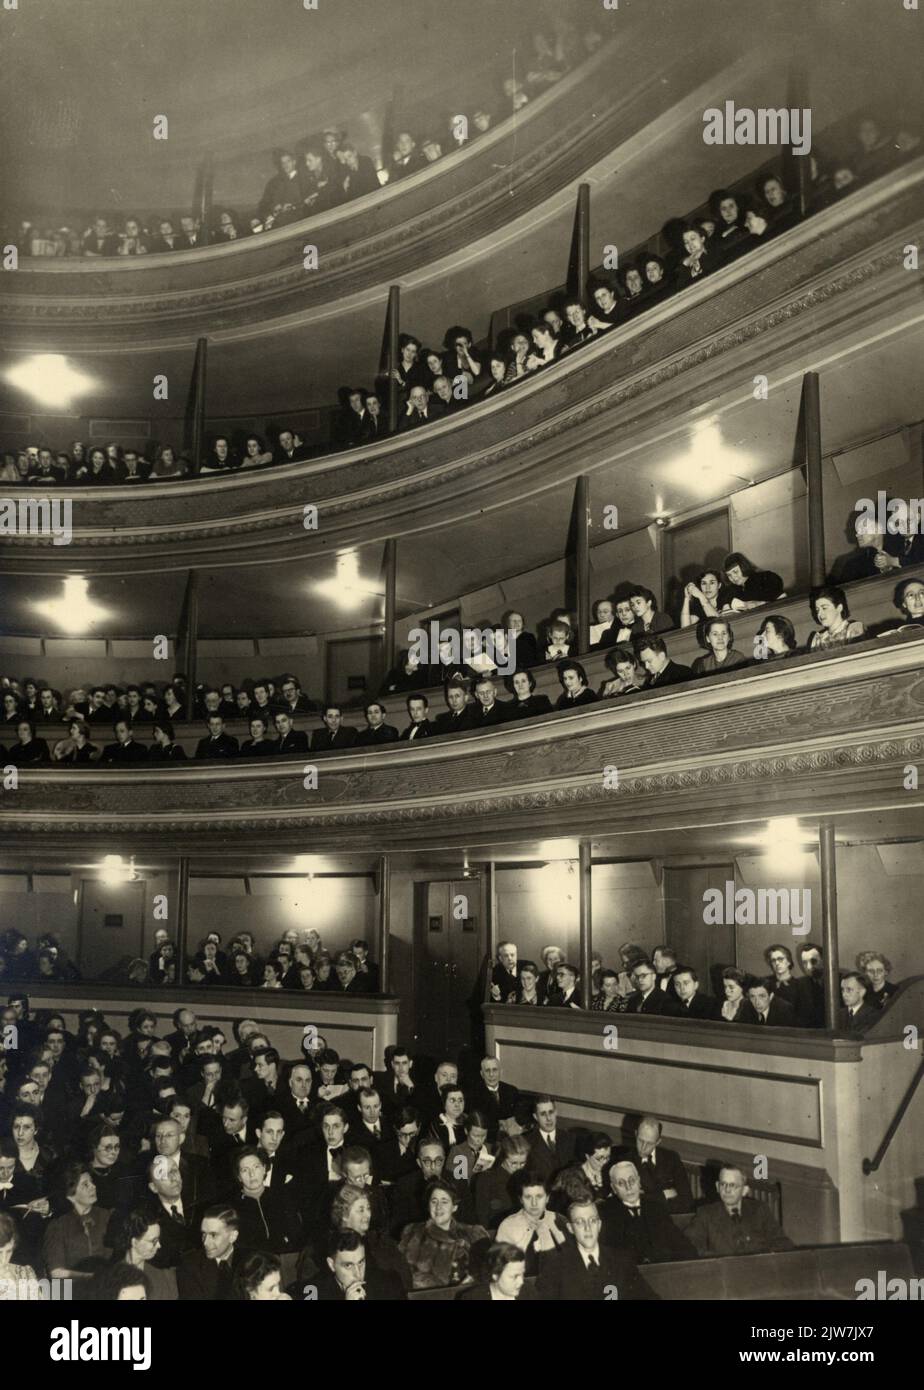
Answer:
[
  {"left": 757, "top": 818, "right": 817, "bottom": 877},
  {"left": 663, "top": 420, "right": 754, "bottom": 496},
  {"left": 313, "top": 552, "right": 382, "bottom": 609},
  {"left": 34, "top": 576, "right": 110, "bottom": 632},
  {"left": 5, "top": 353, "right": 96, "bottom": 409},
  {"left": 99, "top": 855, "right": 138, "bottom": 886}
]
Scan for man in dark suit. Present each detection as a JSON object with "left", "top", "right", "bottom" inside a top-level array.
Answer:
[
  {"left": 526, "top": 1096, "right": 575, "bottom": 1182},
  {"left": 636, "top": 636, "right": 692, "bottom": 687},
  {"left": 621, "top": 1117, "right": 694, "bottom": 1213},
  {"left": 355, "top": 701, "right": 399, "bottom": 745},
  {"left": 687, "top": 1165, "right": 794, "bottom": 1256},
  {"left": 275, "top": 1063, "right": 318, "bottom": 1143},
  {"left": 536, "top": 1199, "right": 657, "bottom": 1300},
  {"left": 471, "top": 676, "right": 511, "bottom": 726},
  {"left": 389, "top": 1139, "right": 446, "bottom": 1236},
  {"left": 388, "top": 131, "right": 427, "bottom": 182},
  {"left": 194, "top": 714, "right": 239, "bottom": 760},
  {"left": 472, "top": 1055, "right": 519, "bottom": 1141},
  {"left": 434, "top": 682, "right": 475, "bottom": 734},
  {"left": 273, "top": 428, "right": 308, "bottom": 466},
  {"left": 278, "top": 675, "right": 316, "bottom": 716},
  {"left": 138, "top": 1157, "right": 201, "bottom": 1267},
  {"left": 672, "top": 966, "right": 721, "bottom": 1020},
  {"left": 81, "top": 217, "right": 120, "bottom": 256},
  {"left": 152, "top": 1114, "right": 214, "bottom": 1210},
  {"left": 490, "top": 943, "right": 521, "bottom": 1003},
  {"left": 258, "top": 151, "right": 306, "bottom": 226},
  {"left": 624, "top": 961, "right": 682, "bottom": 1016},
  {"left": 100, "top": 719, "right": 149, "bottom": 763},
  {"left": 337, "top": 143, "right": 380, "bottom": 200},
  {"left": 311, "top": 705, "right": 359, "bottom": 753},
  {"left": 164, "top": 1008, "right": 198, "bottom": 1062},
  {"left": 399, "top": 385, "right": 436, "bottom": 430},
  {"left": 839, "top": 972, "right": 880, "bottom": 1034},
  {"left": 312, "top": 1231, "right": 406, "bottom": 1300},
  {"left": 796, "top": 942, "right": 826, "bottom": 1028},
  {"left": 601, "top": 1160, "right": 697, "bottom": 1263},
  {"left": 273, "top": 711, "right": 310, "bottom": 755},
  {"left": 653, "top": 945, "right": 682, "bottom": 1001},
  {"left": 176, "top": 1206, "right": 243, "bottom": 1300},
  {"left": 400, "top": 694, "right": 435, "bottom": 740},
  {"left": 373, "top": 1046, "right": 418, "bottom": 1117},
  {"left": 747, "top": 982, "right": 796, "bottom": 1027}
]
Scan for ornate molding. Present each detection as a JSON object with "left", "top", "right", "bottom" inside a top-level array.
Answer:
[{"left": 3, "top": 643, "right": 923, "bottom": 847}]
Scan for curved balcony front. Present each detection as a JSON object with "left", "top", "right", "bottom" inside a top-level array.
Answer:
[
  {"left": 2, "top": 159, "right": 923, "bottom": 574},
  {"left": 4, "top": 628, "right": 922, "bottom": 851}
]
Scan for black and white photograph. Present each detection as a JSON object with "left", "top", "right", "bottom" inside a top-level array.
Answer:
[{"left": 0, "top": 0, "right": 921, "bottom": 1356}]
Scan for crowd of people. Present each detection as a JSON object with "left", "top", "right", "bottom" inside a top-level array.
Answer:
[
  {"left": 1, "top": 569, "right": 921, "bottom": 768},
  {"left": 3, "top": 113, "right": 916, "bottom": 487},
  {"left": 0, "top": 982, "right": 816, "bottom": 1301},
  {"left": 487, "top": 939, "right": 899, "bottom": 1037},
  {"left": 13, "top": 19, "right": 605, "bottom": 261}
]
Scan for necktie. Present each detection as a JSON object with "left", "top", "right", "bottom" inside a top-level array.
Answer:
[
  {"left": 758, "top": 1014, "right": 765, "bottom": 1024},
  {"left": 545, "top": 1134, "right": 554, "bottom": 1150},
  {"left": 171, "top": 1205, "right": 182, "bottom": 1222},
  {"left": 731, "top": 1210, "right": 741, "bottom": 1223},
  {"left": 629, "top": 1207, "right": 639, "bottom": 1218},
  {"left": 587, "top": 1255, "right": 597, "bottom": 1269}
]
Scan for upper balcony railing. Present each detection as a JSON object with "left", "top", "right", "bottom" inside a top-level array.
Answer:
[{"left": 1, "top": 150, "right": 921, "bottom": 574}]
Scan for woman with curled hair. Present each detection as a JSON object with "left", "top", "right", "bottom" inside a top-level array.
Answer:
[
  {"left": 599, "top": 645, "right": 647, "bottom": 698},
  {"left": 398, "top": 1178, "right": 490, "bottom": 1290},
  {"left": 692, "top": 617, "right": 747, "bottom": 675},
  {"left": 720, "top": 967, "right": 758, "bottom": 1024},
  {"left": 757, "top": 614, "right": 798, "bottom": 660},
  {"left": 855, "top": 952, "right": 897, "bottom": 1009},
  {"left": 234, "top": 1250, "right": 292, "bottom": 1300},
  {"left": 456, "top": 1240, "right": 532, "bottom": 1300},
  {"left": 329, "top": 1182, "right": 412, "bottom": 1291},
  {"left": 680, "top": 569, "right": 725, "bottom": 627},
  {"left": 108, "top": 1208, "right": 177, "bottom": 1300},
  {"left": 554, "top": 659, "right": 598, "bottom": 709},
  {"left": 7, "top": 719, "right": 51, "bottom": 767},
  {"left": 53, "top": 717, "right": 98, "bottom": 765},
  {"left": 808, "top": 585, "right": 866, "bottom": 650},
  {"left": 505, "top": 668, "right": 553, "bottom": 719}
]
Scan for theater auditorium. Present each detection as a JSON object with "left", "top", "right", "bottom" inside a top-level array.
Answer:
[{"left": 0, "top": 0, "right": 921, "bottom": 1309}]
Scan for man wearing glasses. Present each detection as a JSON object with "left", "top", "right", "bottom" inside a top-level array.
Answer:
[
  {"left": 624, "top": 962, "right": 682, "bottom": 1016},
  {"left": 536, "top": 1199, "right": 657, "bottom": 1300},
  {"left": 686, "top": 1165, "right": 794, "bottom": 1256}
]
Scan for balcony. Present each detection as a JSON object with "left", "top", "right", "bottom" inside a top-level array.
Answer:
[{"left": 2, "top": 157, "right": 923, "bottom": 574}]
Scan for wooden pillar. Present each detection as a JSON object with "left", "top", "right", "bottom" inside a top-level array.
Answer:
[
  {"left": 784, "top": 66, "right": 810, "bottom": 219},
  {"left": 568, "top": 182, "right": 591, "bottom": 300},
  {"left": 383, "top": 538, "right": 397, "bottom": 674},
  {"left": 377, "top": 854, "right": 391, "bottom": 991},
  {"left": 484, "top": 861, "right": 497, "bottom": 966},
  {"left": 186, "top": 337, "right": 208, "bottom": 477},
  {"left": 803, "top": 372, "right": 825, "bottom": 588},
  {"left": 819, "top": 819, "right": 840, "bottom": 1031},
  {"left": 386, "top": 286, "right": 400, "bottom": 435},
  {"left": 180, "top": 570, "right": 200, "bottom": 722},
  {"left": 175, "top": 856, "right": 190, "bottom": 973},
  {"left": 574, "top": 475, "right": 591, "bottom": 652},
  {"left": 579, "top": 840, "right": 593, "bottom": 1010},
  {"left": 197, "top": 157, "right": 214, "bottom": 247}
]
